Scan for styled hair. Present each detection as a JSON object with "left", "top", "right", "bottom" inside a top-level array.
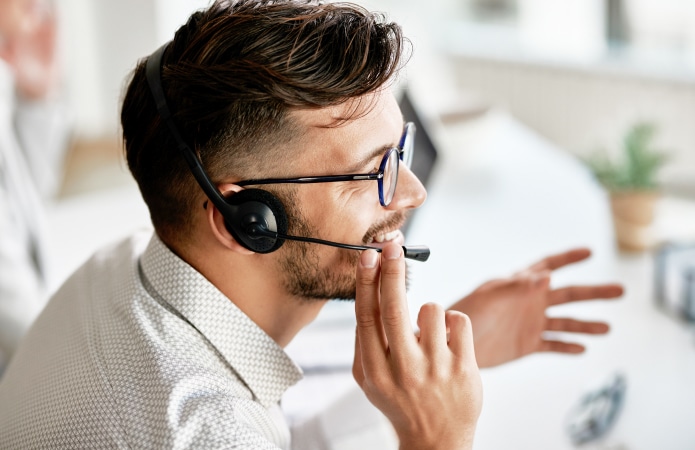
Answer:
[{"left": 121, "top": 0, "right": 406, "bottom": 243}]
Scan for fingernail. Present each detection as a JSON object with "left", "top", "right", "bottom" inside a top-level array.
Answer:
[
  {"left": 361, "top": 249, "right": 378, "bottom": 268},
  {"left": 383, "top": 244, "right": 402, "bottom": 260}
]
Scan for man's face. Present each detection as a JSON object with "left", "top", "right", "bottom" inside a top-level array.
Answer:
[{"left": 270, "top": 90, "right": 427, "bottom": 301}]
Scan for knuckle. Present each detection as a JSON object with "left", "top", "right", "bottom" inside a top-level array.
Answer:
[
  {"left": 380, "top": 303, "right": 404, "bottom": 327},
  {"left": 366, "top": 371, "right": 392, "bottom": 393},
  {"left": 418, "top": 303, "right": 444, "bottom": 328},
  {"left": 420, "top": 302, "right": 444, "bottom": 316},
  {"left": 503, "top": 276, "right": 531, "bottom": 292},
  {"left": 513, "top": 271, "right": 535, "bottom": 283},
  {"left": 426, "top": 361, "right": 448, "bottom": 382},
  {"left": 355, "top": 310, "right": 379, "bottom": 329},
  {"left": 447, "top": 310, "right": 471, "bottom": 327},
  {"left": 404, "top": 373, "right": 426, "bottom": 392},
  {"left": 380, "top": 261, "right": 403, "bottom": 278},
  {"left": 357, "top": 273, "right": 378, "bottom": 287},
  {"left": 452, "top": 357, "right": 478, "bottom": 376},
  {"left": 381, "top": 314, "right": 402, "bottom": 330}
]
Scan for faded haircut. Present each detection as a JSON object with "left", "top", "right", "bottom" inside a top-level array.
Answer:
[{"left": 121, "top": 0, "right": 406, "bottom": 244}]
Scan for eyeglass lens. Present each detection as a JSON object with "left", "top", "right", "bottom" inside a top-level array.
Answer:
[
  {"left": 382, "top": 124, "right": 415, "bottom": 206},
  {"left": 382, "top": 149, "right": 399, "bottom": 205},
  {"left": 401, "top": 123, "right": 415, "bottom": 169}
]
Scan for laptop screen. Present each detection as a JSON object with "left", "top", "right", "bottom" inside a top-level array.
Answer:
[
  {"left": 399, "top": 90, "right": 439, "bottom": 189},
  {"left": 398, "top": 90, "right": 439, "bottom": 233}
]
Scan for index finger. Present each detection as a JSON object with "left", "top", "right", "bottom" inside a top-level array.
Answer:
[
  {"left": 355, "top": 249, "right": 387, "bottom": 372},
  {"left": 379, "top": 243, "right": 416, "bottom": 356},
  {"left": 528, "top": 248, "right": 592, "bottom": 272}
]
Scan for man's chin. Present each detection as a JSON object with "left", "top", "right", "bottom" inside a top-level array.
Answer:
[{"left": 292, "top": 269, "right": 358, "bottom": 302}]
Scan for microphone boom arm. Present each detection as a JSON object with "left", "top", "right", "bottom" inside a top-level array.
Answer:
[{"left": 250, "top": 227, "right": 430, "bottom": 262}]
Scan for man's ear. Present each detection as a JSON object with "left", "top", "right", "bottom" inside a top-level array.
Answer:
[{"left": 205, "top": 184, "right": 255, "bottom": 255}]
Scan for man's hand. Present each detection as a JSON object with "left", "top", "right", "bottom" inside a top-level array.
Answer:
[
  {"left": 449, "top": 248, "right": 624, "bottom": 368},
  {"left": 353, "top": 243, "right": 482, "bottom": 450}
]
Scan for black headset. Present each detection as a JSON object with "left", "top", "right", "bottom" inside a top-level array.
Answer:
[
  {"left": 145, "top": 43, "right": 288, "bottom": 253},
  {"left": 144, "top": 43, "right": 430, "bottom": 261}
]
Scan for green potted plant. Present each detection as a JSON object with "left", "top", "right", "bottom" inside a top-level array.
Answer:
[{"left": 585, "top": 122, "right": 669, "bottom": 251}]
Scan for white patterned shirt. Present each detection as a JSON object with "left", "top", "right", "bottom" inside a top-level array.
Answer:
[{"left": 0, "top": 232, "right": 304, "bottom": 449}]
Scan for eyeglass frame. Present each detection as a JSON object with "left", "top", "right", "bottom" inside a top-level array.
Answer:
[{"left": 236, "top": 122, "right": 416, "bottom": 207}]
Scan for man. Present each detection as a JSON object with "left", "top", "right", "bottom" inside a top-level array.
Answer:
[
  {"left": 0, "top": 0, "right": 69, "bottom": 371},
  {"left": 0, "top": 1, "right": 622, "bottom": 448}
]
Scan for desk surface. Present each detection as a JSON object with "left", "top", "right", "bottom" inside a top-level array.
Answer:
[{"left": 46, "top": 111, "right": 695, "bottom": 450}]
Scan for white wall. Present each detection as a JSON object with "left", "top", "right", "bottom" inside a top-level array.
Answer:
[
  {"left": 447, "top": 54, "right": 695, "bottom": 192},
  {"left": 54, "top": 0, "right": 695, "bottom": 196},
  {"left": 57, "top": 0, "right": 209, "bottom": 139}
]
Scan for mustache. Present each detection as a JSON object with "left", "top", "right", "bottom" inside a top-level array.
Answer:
[{"left": 362, "top": 211, "right": 410, "bottom": 244}]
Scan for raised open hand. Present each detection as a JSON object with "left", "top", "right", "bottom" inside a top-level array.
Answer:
[
  {"left": 449, "top": 248, "right": 623, "bottom": 368},
  {"left": 353, "top": 243, "right": 482, "bottom": 450}
]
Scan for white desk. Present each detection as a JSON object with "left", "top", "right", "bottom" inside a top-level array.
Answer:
[{"left": 45, "top": 112, "right": 695, "bottom": 449}]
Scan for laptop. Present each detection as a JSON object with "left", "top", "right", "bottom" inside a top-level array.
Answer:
[{"left": 398, "top": 90, "right": 439, "bottom": 233}]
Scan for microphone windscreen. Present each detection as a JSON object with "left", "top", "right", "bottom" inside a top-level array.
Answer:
[{"left": 403, "top": 246, "right": 430, "bottom": 262}]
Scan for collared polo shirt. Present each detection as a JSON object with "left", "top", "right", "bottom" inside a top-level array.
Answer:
[{"left": 0, "top": 232, "right": 303, "bottom": 448}]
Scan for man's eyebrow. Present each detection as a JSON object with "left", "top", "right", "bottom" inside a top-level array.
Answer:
[
  {"left": 348, "top": 145, "right": 391, "bottom": 173},
  {"left": 347, "top": 120, "right": 406, "bottom": 173}
]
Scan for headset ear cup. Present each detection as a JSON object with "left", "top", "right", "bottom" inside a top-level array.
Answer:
[{"left": 224, "top": 189, "right": 288, "bottom": 253}]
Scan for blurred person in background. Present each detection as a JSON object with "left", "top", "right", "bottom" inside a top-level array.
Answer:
[{"left": 0, "top": 0, "right": 70, "bottom": 372}]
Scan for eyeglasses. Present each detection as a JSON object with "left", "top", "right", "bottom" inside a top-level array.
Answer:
[{"left": 236, "top": 122, "right": 415, "bottom": 207}]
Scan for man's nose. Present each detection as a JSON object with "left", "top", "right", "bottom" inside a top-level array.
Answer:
[{"left": 386, "top": 165, "right": 427, "bottom": 211}]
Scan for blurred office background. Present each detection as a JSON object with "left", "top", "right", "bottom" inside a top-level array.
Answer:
[
  {"left": 56, "top": 0, "right": 695, "bottom": 195},
  {"left": 37, "top": 0, "right": 695, "bottom": 449}
]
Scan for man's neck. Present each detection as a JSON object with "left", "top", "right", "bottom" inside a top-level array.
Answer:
[{"left": 169, "top": 236, "right": 327, "bottom": 348}]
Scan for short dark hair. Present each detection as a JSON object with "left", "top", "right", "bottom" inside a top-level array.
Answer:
[{"left": 121, "top": 0, "right": 406, "bottom": 244}]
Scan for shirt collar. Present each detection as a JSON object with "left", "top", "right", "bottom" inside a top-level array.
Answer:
[{"left": 139, "top": 233, "right": 303, "bottom": 408}]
